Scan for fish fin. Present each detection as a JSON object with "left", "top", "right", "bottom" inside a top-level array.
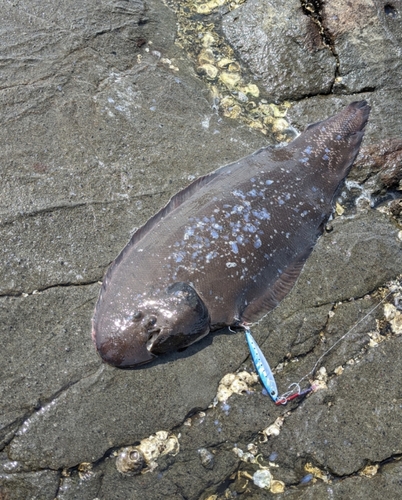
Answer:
[
  {"left": 241, "top": 249, "right": 311, "bottom": 323},
  {"left": 101, "top": 171, "right": 221, "bottom": 288}
]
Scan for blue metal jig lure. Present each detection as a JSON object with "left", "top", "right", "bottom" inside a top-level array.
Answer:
[
  {"left": 245, "top": 328, "right": 314, "bottom": 405},
  {"left": 244, "top": 328, "right": 279, "bottom": 402}
]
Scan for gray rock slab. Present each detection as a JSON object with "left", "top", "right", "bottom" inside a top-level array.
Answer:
[
  {"left": 0, "top": 285, "right": 100, "bottom": 448},
  {"left": 261, "top": 335, "right": 402, "bottom": 478},
  {"left": 323, "top": 0, "right": 402, "bottom": 94},
  {"left": 6, "top": 209, "right": 401, "bottom": 472},
  {"left": 277, "top": 460, "right": 402, "bottom": 499},
  {"left": 0, "top": 466, "right": 59, "bottom": 500},
  {"left": 222, "top": 0, "right": 336, "bottom": 101}
]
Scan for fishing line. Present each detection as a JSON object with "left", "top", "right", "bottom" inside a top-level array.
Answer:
[
  {"left": 295, "top": 288, "right": 394, "bottom": 387},
  {"left": 245, "top": 278, "right": 399, "bottom": 405}
]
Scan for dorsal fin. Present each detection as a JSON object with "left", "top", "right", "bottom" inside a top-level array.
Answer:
[{"left": 101, "top": 171, "right": 219, "bottom": 286}]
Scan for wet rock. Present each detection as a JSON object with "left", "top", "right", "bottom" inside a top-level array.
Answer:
[
  {"left": 259, "top": 336, "right": 402, "bottom": 480},
  {"left": 1, "top": 0, "right": 402, "bottom": 497},
  {"left": 323, "top": 0, "right": 402, "bottom": 94},
  {"left": 56, "top": 468, "right": 104, "bottom": 500},
  {"left": 0, "top": 285, "right": 100, "bottom": 448},
  {"left": 278, "top": 459, "right": 402, "bottom": 499},
  {"left": 0, "top": 469, "right": 59, "bottom": 500},
  {"left": 222, "top": 0, "right": 336, "bottom": 101}
]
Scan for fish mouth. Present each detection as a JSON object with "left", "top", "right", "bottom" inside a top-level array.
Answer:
[{"left": 145, "top": 328, "right": 161, "bottom": 352}]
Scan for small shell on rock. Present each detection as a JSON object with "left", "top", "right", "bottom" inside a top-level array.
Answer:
[
  {"left": 197, "top": 64, "right": 218, "bottom": 80},
  {"left": 202, "top": 32, "right": 216, "bottom": 48},
  {"left": 198, "top": 448, "right": 215, "bottom": 469},
  {"left": 272, "top": 118, "right": 289, "bottom": 133},
  {"left": 304, "top": 462, "right": 329, "bottom": 483},
  {"left": 232, "top": 446, "right": 257, "bottom": 464},
  {"left": 390, "top": 312, "right": 402, "bottom": 334},
  {"left": 270, "top": 479, "right": 285, "bottom": 494},
  {"left": 116, "top": 446, "right": 145, "bottom": 475},
  {"left": 253, "top": 468, "right": 272, "bottom": 489},
  {"left": 223, "top": 104, "right": 242, "bottom": 119},
  {"left": 334, "top": 365, "right": 344, "bottom": 376},
  {"left": 219, "top": 71, "right": 241, "bottom": 88},
  {"left": 77, "top": 462, "right": 93, "bottom": 479},
  {"left": 368, "top": 330, "right": 383, "bottom": 347},
  {"left": 237, "top": 371, "right": 259, "bottom": 385},
  {"left": 216, "top": 371, "right": 258, "bottom": 402},
  {"left": 241, "top": 83, "right": 259, "bottom": 97},
  {"left": 220, "top": 373, "right": 237, "bottom": 386},
  {"left": 217, "top": 57, "right": 235, "bottom": 68},
  {"left": 384, "top": 303, "right": 397, "bottom": 320},
  {"left": 260, "top": 416, "right": 285, "bottom": 441},
  {"left": 335, "top": 202, "right": 345, "bottom": 215},
  {"left": 197, "top": 49, "right": 215, "bottom": 65},
  {"left": 116, "top": 431, "right": 179, "bottom": 474},
  {"left": 216, "top": 386, "right": 233, "bottom": 402},
  {"left": 312, "top": 367, "right": 328, "bottom": 390},
  {"left": 230, "top": 378, "right": 249, "bottom": 394},
  {"left": 247, "top": 443, "right": 258, "bottom": 455},
  {"left": 195, "top": 0, "right": 226, "bottom": 15},
  {"left": 228, "top": 62, "right": 241, "bottom": 72},
  {"left": 236, "top": 91, "right": 248, "bottom": 103},
  {"left": 317, "top": 366, "right": 328, "bottom": 382},
  {"left": 360, "top": 464, "right": 379, "bottom": 477}
]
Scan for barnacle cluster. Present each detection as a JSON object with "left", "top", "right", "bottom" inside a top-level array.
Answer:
[
  {"left": 115, "top": 430, "right": 180, "bottom": 474},
  {"left": 304, "top": 462, "right": 330, "bottom": 483},
  {"left": 215, "top": 370, "right": 258, "bottom": 403},
  {"left": 369, "top": 277, "right": 402, "bottom": 347},
  {"left": 162, "top": 0, "right": 294, "bottom": 140},
  {"left": 231, "top": 443, "right": 285, "bottom": 494}
]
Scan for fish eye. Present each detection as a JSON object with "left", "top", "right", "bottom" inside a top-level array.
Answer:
[
  {"left": 132, "top": 311, "right": 143, "bottom": 321},
  {"left": 148, "top": 315, "right": 157, "bottom": 326}
]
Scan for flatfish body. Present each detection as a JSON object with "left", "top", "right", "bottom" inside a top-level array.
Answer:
[{"left": 92, "top": 101, "right": 370, "bottom": 366}]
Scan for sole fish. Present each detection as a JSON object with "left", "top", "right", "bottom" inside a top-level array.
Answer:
[{"left": 92, "top": 101, "right": 370, "bottom": 367}]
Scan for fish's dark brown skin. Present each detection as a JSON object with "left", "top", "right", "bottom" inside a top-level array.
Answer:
[{"left": 92, "top": 101, "right": 370, "bottom": 367}]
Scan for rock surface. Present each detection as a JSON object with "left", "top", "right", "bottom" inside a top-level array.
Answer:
[
  {"left": 1, "top": 0, "right": 401, "bottom": 498},
  {"left": 222, "top": 0, "right": 336, "bottom": 101}
]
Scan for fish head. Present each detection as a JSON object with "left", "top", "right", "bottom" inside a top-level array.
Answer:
[{"left": 93, "top": 282, "right": 210, "bottom": 367}]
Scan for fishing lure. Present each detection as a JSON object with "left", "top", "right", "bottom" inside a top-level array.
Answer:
[
  {"left": 245, "top": 328, "right": 313, "bottom": 405},
  {"left": 244, "top": 328, "right": 279, "bottom": 402},
  {"left": 245, "top": 280, "right": 398, "bottom": 405}
]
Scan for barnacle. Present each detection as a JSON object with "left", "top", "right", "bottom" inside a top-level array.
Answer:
[
  {"left": 304, "top": 462, "right": 330, "bottom": 483},
  {"left": 116, "top": 431, "right": 179, "bottom": 474},
  {"left": 216, "top": 371, "right": 258, "bottom": 402},
  {"left": 198, "top": 447, "right": 215, "bottom": 469},
  {"left": 260, "top": 416, "right": 285, "bottom": 441},
  {"left": 252, "top": 468, "right": 272, "bottom": 489},
  {"left": 116, "top": 447, "right": 145, "bottom": 475}
]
